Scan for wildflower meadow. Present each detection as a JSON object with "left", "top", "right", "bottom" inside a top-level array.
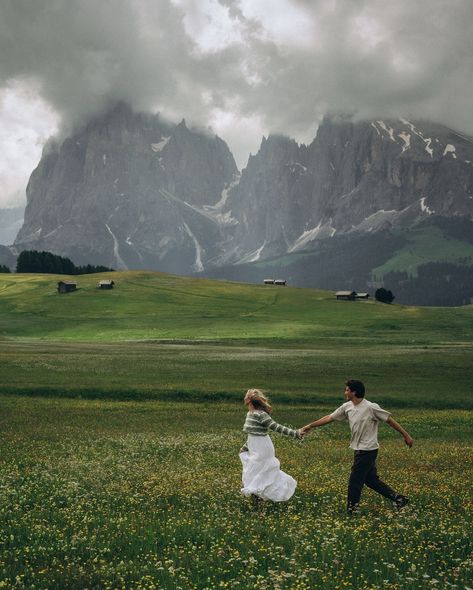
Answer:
[
  {"left": 0, "top": 272, "right": 472, "bottom": 589},
  {"left": 0, "top": 397, "right": 471, "bottom": 590}
]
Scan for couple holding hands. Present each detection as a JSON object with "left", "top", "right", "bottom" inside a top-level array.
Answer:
[{"left": 239, "top": 380, "right": 413, "bottom": 514}]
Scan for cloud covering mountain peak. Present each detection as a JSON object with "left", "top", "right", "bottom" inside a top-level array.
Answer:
[{"left": 1, "top": 0, "right": 473, "bottom": 206}]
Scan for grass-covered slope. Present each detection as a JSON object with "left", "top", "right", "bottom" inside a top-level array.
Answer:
[
  {"left": 202, "top": 219, "right": 473, "bottom": 306},
  {"left": 371, "top": 225, "right": 473, "bottom": 280},
  {"left": 1, "top": 271, "right": 473, "bottom": 407},
  {"left": 1, "top": 270, "right": 473, "bottom": 344}
]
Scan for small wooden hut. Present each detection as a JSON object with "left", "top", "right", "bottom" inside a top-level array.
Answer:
[
  {"left": 336, "top": 291, "right": 356, "bottom": 300},
  {"left": 98, "top": 280, "right": 115, "bottom": 289},
  {"left": 57, "top": 281, "right": 77, "bottom": 294}
]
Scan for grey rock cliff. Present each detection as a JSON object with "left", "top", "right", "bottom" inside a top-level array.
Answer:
[
  {"left": 219, "top": 116, "right": 473, "bottom": 264},
  {"left": 14, "top": 108, "right": 473, "bottom": 274},
  {"left": 216, "top": 135, "right": 312, "bottom": 264},
  {"left": 15, "top": 103, "right": 238, "bottom": 272}
]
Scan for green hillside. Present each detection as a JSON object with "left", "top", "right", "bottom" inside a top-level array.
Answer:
[
  {"left": 0, "top": 270, "right": 472, "bottom": 344},
  {"left": 202, "top": 221, "right": 473, "bottom": 306},
  {"left": 371, "top": 225, "right": 473, "bottom": 280},
  {"left": 1, "top": 271, "right": 473, "bottom": 407},
  {"left": 1, "top": 277, "right": 472, "bottom": 589}
]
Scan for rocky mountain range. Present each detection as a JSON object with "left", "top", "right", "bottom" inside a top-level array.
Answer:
[
  {"left": 14, "top": 103, "right": 238, "bottom": 273},
  {"left": 219, "top": 114, "right": 473, "bottom": 264},
  {"left": 7, "top": 103, "right": 473, "bottom": 304}
]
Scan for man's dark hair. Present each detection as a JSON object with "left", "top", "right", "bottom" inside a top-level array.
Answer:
[{"left": 346, "top": 379, "right": 365, "bottom": 398}]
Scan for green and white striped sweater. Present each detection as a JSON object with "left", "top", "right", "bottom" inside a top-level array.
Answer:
[{"left": 241, "top": 410, "right": 301, "bottom": 451}]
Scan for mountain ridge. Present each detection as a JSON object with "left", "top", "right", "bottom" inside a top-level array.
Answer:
[
  {"left": 14, "top": 103, "right": 238, "bottom": 273},
  {"left": 9, "top": 104, "right": 473, "bottom": 305}
]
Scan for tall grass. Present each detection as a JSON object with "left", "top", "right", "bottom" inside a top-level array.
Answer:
[
  {"left": 1, "top": 272, "right": 472, "bottom": 588},
  {"left": 0, "top": 397, "right": 471, "bottom": 590}
]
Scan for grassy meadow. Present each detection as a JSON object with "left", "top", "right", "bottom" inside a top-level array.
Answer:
[{"left": 0, "top": 271, "right": 472, "bottom": 589}]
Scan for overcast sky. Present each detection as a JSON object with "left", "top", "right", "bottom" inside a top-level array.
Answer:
[{"left": 1, "top": 0, "right": 473, "bottom": 208}]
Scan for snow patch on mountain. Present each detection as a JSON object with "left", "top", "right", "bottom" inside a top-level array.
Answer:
[
  {"left": 42, "top": 225, "right": 63, "bottom": 239},
  {"left": 158, "top": 185, "right": 238, "bottom": 227},
  {"left": 151, "top": 137, "right": 171, "bottom": 152},
  {"left": 125, "top": 235, "right": 143, "bottom": 262},
  {"left": 288, "top": 162, "right": 308, "bottom": 174},
  {"left": 443, "top": 144, "right": 457, "bottom": 158},
  {"left": 204, "top": 173, "right": 240, "bottom": 225},
  {"left": 420, "top": 197, "right": 434, "bottom": 215},
  {"left": 237, "top": 241, "right": 266, "bottom": 264},
  {"left": 424, "top": 138, "right": 433, "bottom": 157},
  {"left": 105, "top": 224, "right": 128, "bottom": 270},
  {"left": 371, "top": 122, "right": 381, "bottom": 136},
  {"left": 289, "top": 221, "right": 336, "bottom": 252},
  {"left": 352, "top": 209, "right": 398, "bottom": 233},
  {"left": 182, "top": 222, "right": 203, "bottom": 272},
  {"left": 159, "top": 188, "right": 221, "bottom": 225},
  {"left": 398, "top": 132, "right": 411, "bottom": 153},
  {"left": 400, "top": 119, "right": 433, "bottom": 157},
  {"left": 376, "top": 121, "right": 395, "bottom": 142},
  {"left": 210, "top": 211, "right": 239, "bottom": 226},
  {"left": 289, "top": 223, "right": 321, "bottom": 252}
]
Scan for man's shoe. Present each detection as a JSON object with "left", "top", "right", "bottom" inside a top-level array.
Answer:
[
  {"left": 393, "top": 495, "right": 409, "bottom": 510},
  {"left": 347, "top": 502, "right": 359, "bottom": 515}
]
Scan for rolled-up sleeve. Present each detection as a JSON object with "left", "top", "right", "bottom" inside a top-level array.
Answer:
[
  {"left": 371, "top": 403, "right": 391, "bottom": 422},
  {"left": 330, "top": 405, "right": 347, "bottom": 421}
]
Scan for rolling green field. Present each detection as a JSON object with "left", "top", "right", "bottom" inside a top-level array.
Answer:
[
  {"left": 1, "top": 271, "right": 473, "bottom": 407},
  {"left": 1, "top": 271, "right": 473, "bottom": 344},
  {"left": 1, "top": 271, "right": 472, "bottom": 589}
]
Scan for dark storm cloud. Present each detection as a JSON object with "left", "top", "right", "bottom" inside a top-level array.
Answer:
[
  {"left": 1, "top": 0, "right": 473, "bottom": 165},
  {"left": 227, "top": 0, "right": 473, "bottom": 141},
  {"left": 0, "top": 0, "right": 230, "bottom": 130}
]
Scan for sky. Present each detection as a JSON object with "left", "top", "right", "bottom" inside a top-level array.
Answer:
[{"left": 1, "top": 0, "right": 473, "bottom": 208}]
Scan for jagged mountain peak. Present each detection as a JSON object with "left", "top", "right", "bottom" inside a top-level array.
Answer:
[
  {"left": 218, "top": 115, "right": 473, "bottom": 265},
  {"left": 15, "top": 104, "right": 238, "bottom": 273},
  {"left": 12, "top": 108, "right": 473, "bottom": 286}
]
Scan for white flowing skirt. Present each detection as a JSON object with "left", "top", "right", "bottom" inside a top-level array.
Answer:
[{"left": 240, "top": 434, "right": 297, "bottom": 502}]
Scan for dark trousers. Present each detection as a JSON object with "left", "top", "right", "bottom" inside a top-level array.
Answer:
[{"left": 347, "top": 449, "right": 397, "bottom": 509}]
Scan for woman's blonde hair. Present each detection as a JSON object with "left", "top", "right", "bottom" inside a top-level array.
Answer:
[{"left": 246, "top": 389, "right": 272, "bottom": 413}]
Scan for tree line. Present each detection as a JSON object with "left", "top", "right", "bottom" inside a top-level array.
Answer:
[
  {"left": 383, "top": 262, "right": 473, "bottom": 306},
  {"left": 14, "top": 250, "right": 114, "bottom": 275}
]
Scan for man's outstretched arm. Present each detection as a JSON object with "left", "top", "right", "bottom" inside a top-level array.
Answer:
[
  {"left": 386, "top": 417, "right": 413, "bottom": 447},
  {"left": 300, "top": 414, "right": 333, "bottom": 435}
]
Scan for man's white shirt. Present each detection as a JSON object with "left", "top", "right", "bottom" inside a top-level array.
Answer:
[{"left": 330, "top": 398, "right": 391, "bottom": 450}]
